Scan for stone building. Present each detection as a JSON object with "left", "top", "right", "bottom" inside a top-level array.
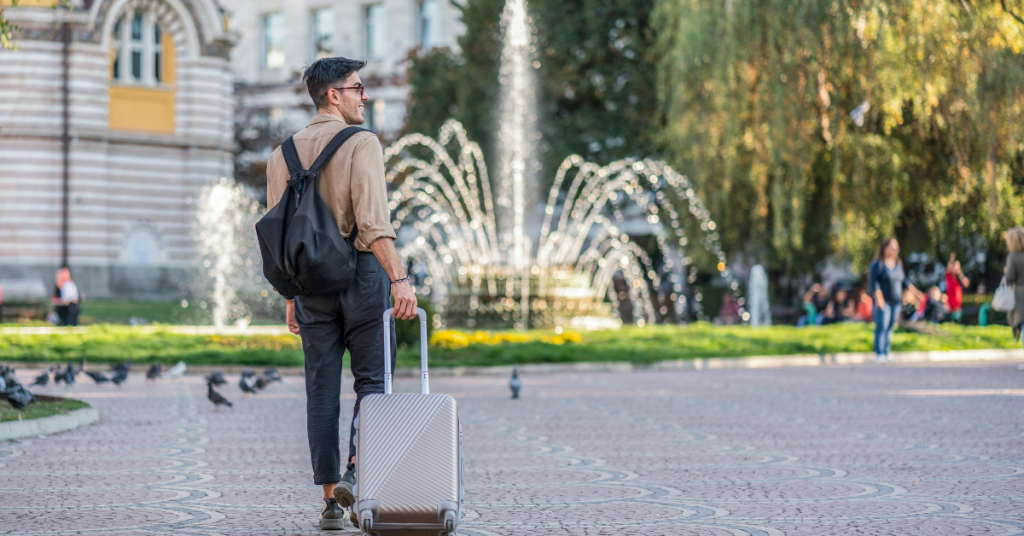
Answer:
[
  {"left": 0, "top": 0, "right": 236, "bottom": 299},
  {"left": 220, "top": 0, "right": 464, "bottom": 140}
]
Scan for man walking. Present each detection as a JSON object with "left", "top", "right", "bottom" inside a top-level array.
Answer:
[{"left": 265, "top": 57, "right": 417, "bottom": 530}]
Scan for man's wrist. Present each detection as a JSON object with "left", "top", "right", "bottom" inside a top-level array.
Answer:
[{"left": 390, "top": 277, "right": 410, "bottom": 285}]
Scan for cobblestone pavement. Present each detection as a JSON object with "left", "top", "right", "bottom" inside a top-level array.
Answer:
[{"left": 2, "top": 361, "right": 1023, "bottom": 535}]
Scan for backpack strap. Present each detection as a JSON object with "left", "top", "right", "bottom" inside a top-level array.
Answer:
[
  {"left": 309, "top": 126, "right": 369, "bottom": 175},
  {"left": 280, "top": 126, "right": 368, "bottom": 176},
  {"left": 281, "top": 136, "right": 304, "bottom": 176}
]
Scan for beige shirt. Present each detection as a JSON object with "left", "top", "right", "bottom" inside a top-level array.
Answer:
[{"left": 266, "top": 113, "right": 396, "bottom": 252}]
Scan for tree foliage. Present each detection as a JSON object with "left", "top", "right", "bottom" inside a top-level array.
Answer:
[
  {"left": 653, "top": 0, "right": 1024, "bottom": 274},
  {"left": 1, "top": 0, "right": 19, "bottom": 50},
  {"left": 406, "top": 0, "right": 657, "bottom": 175},
  {"left": 406, "top": 0, "right": 504, "bottom": 161}
]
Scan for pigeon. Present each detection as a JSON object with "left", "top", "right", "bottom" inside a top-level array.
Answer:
[
  {"left": 163, "top": 361, "right": 187, "bottom": 379},
  {"left": 239, "top": 369, "right": 257, "bottom": 395},
  {"left": 32, "top": 368, "right": 53, "bottom": 387},
  {"left": 205, "top": 370, "right": 227, "bottom": 386},
  {"left": 1, "top": 366, "right": 18, "bottom": 388},
  {"left": 263, "top": 368, "right": 283, "bottom": 383},
  {"left": 83, "top": 370, "right": 111, "bottom": 384},
  {"left": 254, "top": 376, "right": 270, "bottom": 390},
  {"left": 146, "top": 363, "right": 163, "bottom": 381},
  {"left": 61, "top": 364, "right": 76, "bottom": 387},
  {"left": 509, "top": 367, "right": 521, "bottom": 399},
  {"left": 110, "top": 365, "right": 129, "bottom": 386},
  {"left": 207, "top": 382, "right": 233, "bottom": 408},
  {"left": 4, "top": 384, "right": 36, "bottom": 410},
  {"left": 0, "top": 375, "right": 6, "bottom": 392}
]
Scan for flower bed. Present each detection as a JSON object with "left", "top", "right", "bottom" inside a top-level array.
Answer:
[{"left": 0, "top": 323, "right": 1017, "bottom": 369}]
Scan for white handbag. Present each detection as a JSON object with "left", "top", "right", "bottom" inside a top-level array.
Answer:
[{"left": 992, "top": 276, "right": 1016, "bottom": 312}]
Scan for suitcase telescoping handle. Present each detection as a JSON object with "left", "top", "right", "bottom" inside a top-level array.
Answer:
[{"left": 382, "top": 307, "right": 429, "bottom": 395}]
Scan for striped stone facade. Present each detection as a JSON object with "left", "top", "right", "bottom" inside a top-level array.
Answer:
[{"left": 0, "top": 0, "right": 236, "bottom": 298}]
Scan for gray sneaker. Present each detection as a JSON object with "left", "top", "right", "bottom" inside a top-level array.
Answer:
[
  {"left": 319, "top": 497, "right": 348, "bottom": 530},
  {"left": 333, "top": 468, "right": 356, "bottom": 508}
]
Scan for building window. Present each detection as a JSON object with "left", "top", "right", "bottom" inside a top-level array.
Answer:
[
  {"left": 263, "top": 13, "right": 285, "bottom": 68},
  {"left": 418, "top": 0, "right": 440, "bottom": 50},
  {"left": 312, "top": 8, "right": 335, "bottom": 61},
  {"left": 364, "top": 4, "right": 386, "bottom": 59},
  {"left": 111, "top": 10, "right": 165, "bottom": 85}
]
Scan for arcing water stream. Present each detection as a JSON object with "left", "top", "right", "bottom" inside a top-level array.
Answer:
[{"left": 383, "top": 0, "right": 740, "bottom": 330}]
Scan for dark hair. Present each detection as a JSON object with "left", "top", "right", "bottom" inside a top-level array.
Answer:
[
  {"left": 302, "top": 57, "right": 367, "bottom": 110},
  {"left": 874, "top": 237, "right": 898, "bottom": 261}
]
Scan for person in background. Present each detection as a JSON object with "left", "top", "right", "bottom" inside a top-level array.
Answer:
[
  {"left": 869, "top": 238, "right": 925, "bottom": 364},
  {"left": 821, "top": 288, "right": 852, "bottom": 324},
  {"left": 945, "top": 253, "right": 970, "bottom": 322},
  {"left": 923, "top": 286, "right": 949, "bottom": 323},
  {"left": 798, "top": 283, "right": 831, "bottom": 326},
  {"left": 1003, "top": 227, "right": 1024, "bottom": 351},
  {"left": 52, "top": 267, "right": 81, "bottom": 326},
  {"left": 851, "top": 288, "right": 873, "bottom": 322},
  {"left": 714, "top": 294, "right": 742, "bottom": 325},
  {"left": 905, "top": 288, "right": 929, "bottom": 321}
]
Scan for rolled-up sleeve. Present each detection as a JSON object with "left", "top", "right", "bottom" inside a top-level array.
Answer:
[{"left": 349, "top": 135, "right": 397, "bottom": 251}]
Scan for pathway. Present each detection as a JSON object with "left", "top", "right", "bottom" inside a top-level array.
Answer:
[{"left": 1, "top": 362, "right": 1023, "bottom": 535}]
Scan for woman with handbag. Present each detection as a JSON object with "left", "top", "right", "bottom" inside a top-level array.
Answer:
[{"left": 999, "top": 227, "right": 1024, "bottom": 349}]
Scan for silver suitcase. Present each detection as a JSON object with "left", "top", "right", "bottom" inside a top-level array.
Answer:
[{"left": 354, "top": 307, "right": 464, "bottom": 535}]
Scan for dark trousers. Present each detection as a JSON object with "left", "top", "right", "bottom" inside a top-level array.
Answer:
[
  {"left": 56, "top": 304, "right": 79, "bottom": 326},
  {"left": 294, "top": 252, "right": 396, "bottom": 486}
]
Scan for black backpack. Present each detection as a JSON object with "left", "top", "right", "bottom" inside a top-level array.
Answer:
[{"left": 256, "top": 126, "right": 367, "bottom": 298}]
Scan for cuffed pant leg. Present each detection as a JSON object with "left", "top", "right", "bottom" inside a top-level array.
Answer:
[
  {"left": 341, "top": 253, "right": 397, "bottom": 465},
  {"left": 295, "top": 293, "right": 346, "bottom": 486}
]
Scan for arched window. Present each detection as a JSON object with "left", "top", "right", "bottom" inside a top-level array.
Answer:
[
  {"left": 111, "top": 10, "right": 166, "bottom": 85},
  {"left": 108, "top": 8, "right": 176, "bottom": 133}
]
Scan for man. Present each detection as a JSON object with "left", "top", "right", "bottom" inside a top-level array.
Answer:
[
  {"left": 52, "top": 267, "right": 81, "bottom": 326},
  {"left": 945, "top": 253, "right": 970, "bottom": 322},
  {"left": 265, "top": 57, "right": 418, "bottom": 530}
]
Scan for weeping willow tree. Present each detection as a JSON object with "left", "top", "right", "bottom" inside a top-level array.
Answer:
[{"left": 654, "top": 0, "right": 1024, "bottom": 275}]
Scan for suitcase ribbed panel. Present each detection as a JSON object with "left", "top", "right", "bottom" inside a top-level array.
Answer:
[
  {"left": 359, "top": 394, "right": 445, "bottom": 499},
  {"left": 374, "top": 397, "right": 459, "bottom": 517},
  {"left": 358, "top": 392, "right": 460, "bottom": 519}
]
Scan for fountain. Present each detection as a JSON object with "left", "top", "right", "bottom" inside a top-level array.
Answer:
[
  {"left": 193, "top": 178, "right": 267, "bottom": 329},
  {"left": 747, "top": 264, "right": 771, "bottom": 326},
  {"left": 383, "top": 0, "right": 739, "bottom": 330}
]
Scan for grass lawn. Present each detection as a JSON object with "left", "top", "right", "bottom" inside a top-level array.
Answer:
[
  {"left": 0, "top": 396, "right": 90, "bottom": 423},
  {"left": 0, "top": 322, "right": 1018, "bottom": 369}
]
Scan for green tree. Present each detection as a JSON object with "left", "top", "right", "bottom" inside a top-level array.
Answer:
[
  {"left": 1, "top": 0, "right": 19, "bottom": 51},
  {"left": 406, "top": 0, "right": 504, "bottom": 160},
  {"left": 406, "top": 0, "right": 658, "bottom": 176},
  {"left": 653, "top": 0, "right": 1024, "bottom": 274},
  {"left": 530, "top": 0, "right": 657, "bottom": 172}
]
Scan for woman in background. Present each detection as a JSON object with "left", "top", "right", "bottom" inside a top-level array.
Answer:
[
  {"left": 1003, "top": 227, "right": 1024, "bottom": 352},
  {"left": 869, "top": 238, "right": 924, "bottom": 364}
]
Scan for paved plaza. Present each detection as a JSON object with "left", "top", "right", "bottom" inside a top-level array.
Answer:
[{"left": 2, "top": 361, "right": 1023, "bottom": 535}]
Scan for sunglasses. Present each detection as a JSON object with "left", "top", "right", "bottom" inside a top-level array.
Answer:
[{"left": 332, "top": 85, "right": 366, "bottom": 98}]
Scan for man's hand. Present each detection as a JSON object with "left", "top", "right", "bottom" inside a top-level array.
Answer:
[
  {"left": 369, "top": 237, "right": 418, "bottom": 320},
  {"left": 285, "top": 299, "right": 300, "bottom": 334},
  {"left": 391, "top": 280, "right": 417, "bottom": 320}
]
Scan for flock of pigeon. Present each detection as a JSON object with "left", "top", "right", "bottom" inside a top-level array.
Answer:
[
  {"left": 204, "top": 367, "right": 283, "bottom": 409},
  {"left": 4, "top": 362, "right": 522, "bottom": 413},
  {"left": 1, "top": 360, "right": 284, "bottom": 413}
]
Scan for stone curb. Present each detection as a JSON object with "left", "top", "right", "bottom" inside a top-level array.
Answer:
[
  {"left": 407, "top": 348, "right": 1024, "bottom": 377},
  {"left": 3, "top": 348, "right": 1021, "bottom": 379},
  {"left": 0, "top": 405, "right": 99, "bottom": 442}
]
